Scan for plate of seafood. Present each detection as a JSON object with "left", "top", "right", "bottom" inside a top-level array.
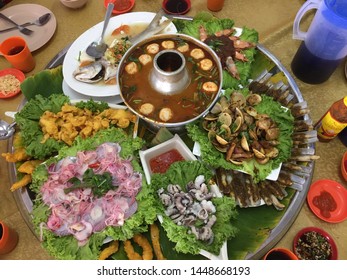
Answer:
[
  {"left": 5, "top": 12, "right": 321, "bottom": 260},
  {"left": 62, "top": 11, "right": 177, "bottom": 98}
]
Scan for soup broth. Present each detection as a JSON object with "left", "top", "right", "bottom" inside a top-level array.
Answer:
[{"left": 119, "top": 37, "right": 220, "bottom": 123}]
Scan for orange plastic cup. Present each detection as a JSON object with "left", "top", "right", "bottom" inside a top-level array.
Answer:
[
  {"left": 0, "top": 36, "right": 35, "bottom": 72},
  {"left": 263, "top": 247, "right": 298, "bottom": 260},
  {"left": 207, "top": 0, "right": 225, "bottom": 12},
  {"left": 0, "top": 221, "right": 19, "bottom": 255}
]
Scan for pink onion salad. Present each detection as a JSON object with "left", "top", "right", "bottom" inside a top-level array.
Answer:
[{"left": 40, "top": 142, "right": 142, "bottom": 246}]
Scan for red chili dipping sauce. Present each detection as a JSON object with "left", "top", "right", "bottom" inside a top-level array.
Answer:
[
  {"left": 344, "top": 160, "right": 347, "bottom": 172},
  {"left": 312, "top": 190, "right": 337, "bottom": 218},
  {"left": 114, "top": 0, "right": 132, "bottom": 11},
  {"left": 149, "top": 149, "right": 185, "bottom": 174}
]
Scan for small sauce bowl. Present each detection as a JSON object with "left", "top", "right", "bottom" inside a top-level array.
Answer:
[
  {"left": 162, "top": 0, "right": 191, "bottom": 15},
  {"left": 293, "top": 227, "right": 338, "bottom": 260},
  {"left": 104, "top": 0, "right": 135, "bottom": 15},
  {"left": 263, "top": 247, "right": 298, "bottom": 260}
]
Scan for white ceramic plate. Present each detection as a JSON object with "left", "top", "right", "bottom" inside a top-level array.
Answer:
[
  {"left": 63, "top": 12, "right": 177, "bottom": 98},
  {"left": 0, "top": 4, "right": 57, "bottom": 53},
  {"left": 62, "top": 79, "right": 123, "bottom": 104}
]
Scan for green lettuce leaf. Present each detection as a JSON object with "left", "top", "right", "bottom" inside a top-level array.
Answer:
[
  {"left": 30, "top": 128, "right": 156, "bottom": 260},
  {"left": 20, "top": 66, "right": 64, "bottom": 101},
  {"left": 149, "top": 160, "right": 238, "bottom": 256}
]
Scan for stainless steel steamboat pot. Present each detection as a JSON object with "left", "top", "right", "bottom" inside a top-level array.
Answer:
[{"left": 116, "top": 33, "right": 223, "bottom": 132}]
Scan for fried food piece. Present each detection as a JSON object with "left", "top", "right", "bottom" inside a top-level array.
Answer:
[
  {"left": 17, "top": 160, "right": 43, "bottom": 174},
  {"left": 39, "top": 105, "right": 136, "bottom": 145},
  {"left": 98, "top": 240, "right": 119, "bottom": 260},
  {"left": 133, "top": 234, "right": 153, "bottom": 260},
  {"left": 123, "top": 240, "right": 142, "bottom": 260},
  {"left": 10, "top": 174, "right": 31, "bottom": 192},
  {"left": 2, "top": 147, "right": 30, "bottom": 162},
  {"left": 150, "top": 224, "right": 166, "bottom": 260}
]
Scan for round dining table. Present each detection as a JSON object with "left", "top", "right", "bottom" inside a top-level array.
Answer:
[{"left": 1, "top": 0, "right": 346, "bottom": 260}]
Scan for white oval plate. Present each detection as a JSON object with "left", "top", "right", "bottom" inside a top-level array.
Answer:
[{"left": 63, "top": 12, "right": 177, "bottom": 98}]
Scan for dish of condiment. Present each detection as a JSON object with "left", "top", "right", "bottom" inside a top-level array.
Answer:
[
  {"left": 293, "top": 227, "right": 338, "bottom": 260},
  {"left": 307, "top": 179, "right": 347, "bottom": 223},
  {"left": 162, "top": 0, "right": 191, "bottom": 15},
  {"left": 103, "top": 0, "right": 135, "bottom": 14},
  {"left": 149, "top": 148, "right": 185, "bottom": 174},
  {"left": 139, "top": 134, "right": 197, "bottom": 184},
  {"left": 0, "top": 68, "right": 25, "bottom": 99}
]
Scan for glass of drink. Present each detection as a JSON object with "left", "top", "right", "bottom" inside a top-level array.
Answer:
[{"left": 0, "top": 36, "right": 35, "bottom": 72}]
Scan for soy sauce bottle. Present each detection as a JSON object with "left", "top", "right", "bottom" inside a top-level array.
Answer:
[{"left": 314, "top": 96, "right": 347, "bottom": 142}]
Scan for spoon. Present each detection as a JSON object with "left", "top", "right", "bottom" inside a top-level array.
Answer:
[
  {"left": 0, "top": 13, "right": 33, "bottom": 35},
  {"left": 0, "top": 13, "right": 51, "bottom": 33},
  {"left": 85, "top": 3, "right": 114, "bottom": 59},
  {"left": 0, "top": 120, "right": 16, "bottom": 140}
]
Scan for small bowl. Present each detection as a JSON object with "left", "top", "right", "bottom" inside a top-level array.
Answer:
[
  {"left": 139, "top": 134, "right": 196, "bottom": 184},
  {"left": 60, "top": 0, "right": 89, "bottom": 9},
  {"left": 307, "top": 179, "right": 347, "bottom": 223},
  {"left": 293, "top": 227, "right": 338, "bottom": 260},
  {"left": 104, "top": 0, "right": 135, "bottom": 15},
  {"left": 263, "top": 247, "right": 298, "bottom": 260},
  {"left": 0, "top": 68, "right": 25, "bottom": 99},
  {"left": 341, "top": 151, "right": 347, "bottom": 182},
  {"left": 162, "top": 0, "right": 191, "bottom": 15}
]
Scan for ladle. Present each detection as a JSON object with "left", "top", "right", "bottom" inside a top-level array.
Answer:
[
  {"left": 85, "top": 3, "right": 114, "bottom": 59},
  {"left": 0, "top": 120, "right": 16, "bottom": 140}
]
